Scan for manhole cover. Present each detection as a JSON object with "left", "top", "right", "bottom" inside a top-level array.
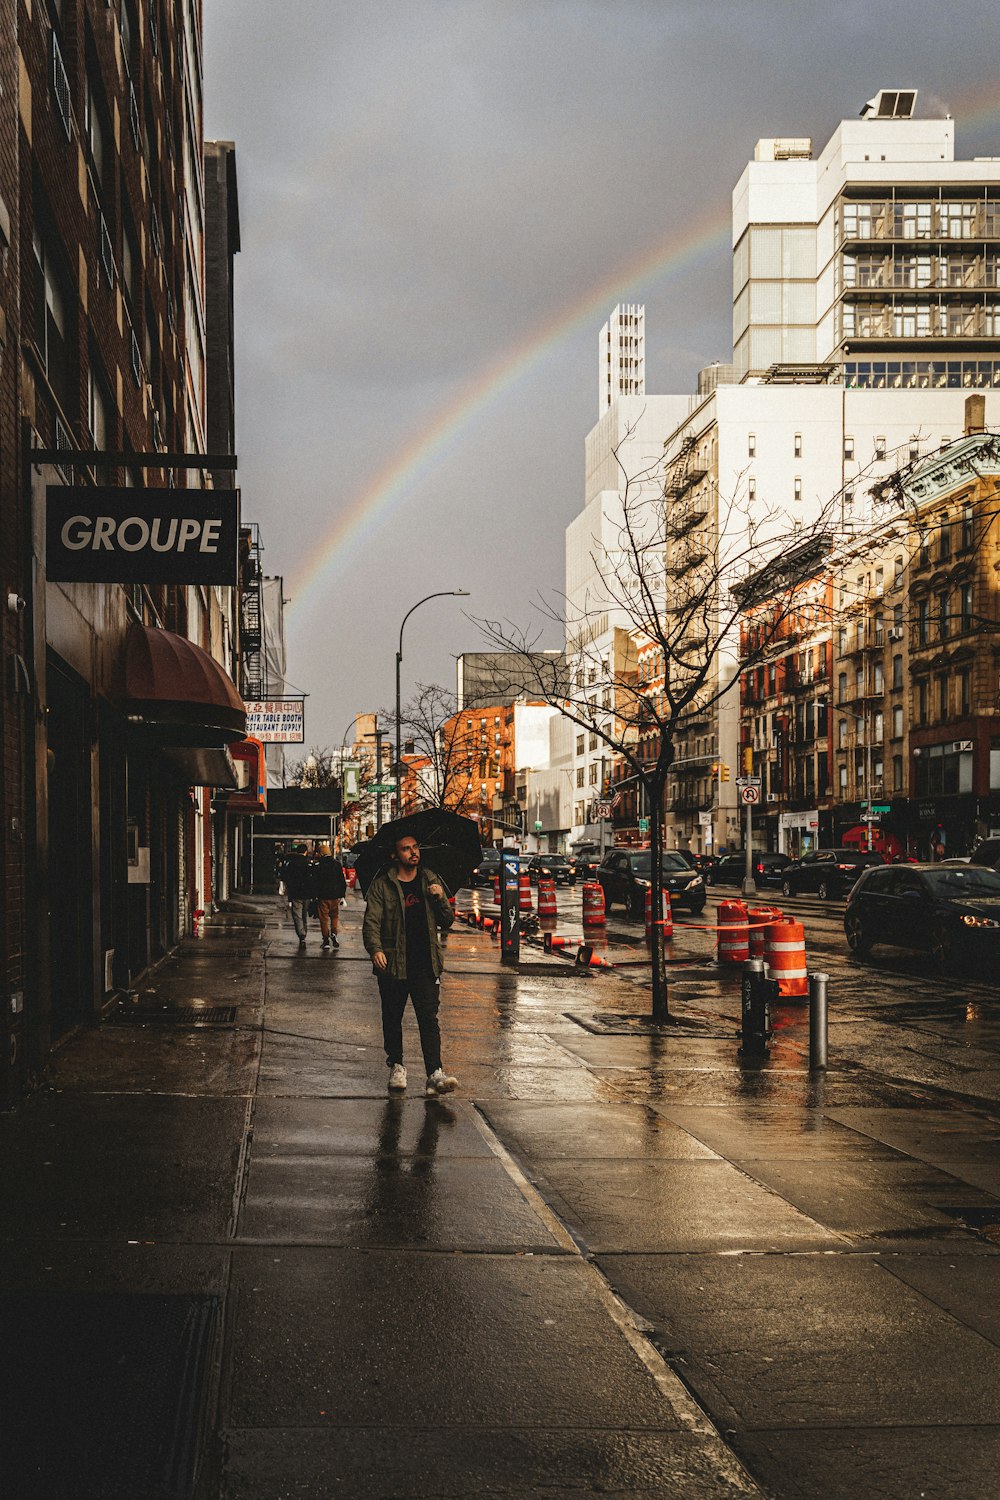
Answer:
[
  {"left": 112, "top": 1004, "right": 238, "bottom": 1027},
  {"left": 0, "top": 1292, "right": 217, "bottom": 1498}
]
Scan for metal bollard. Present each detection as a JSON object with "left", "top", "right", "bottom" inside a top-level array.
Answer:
[
  {"left": 809, "top": 971, "right": 829, "bottom": 1070},
  {"left": 739, "top": 958, "right": 774, "bottom": 1059}
]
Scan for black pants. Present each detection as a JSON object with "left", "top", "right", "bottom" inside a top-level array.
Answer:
[{"left": 377, "top": 971, "right": 442, "bottom": 1075}]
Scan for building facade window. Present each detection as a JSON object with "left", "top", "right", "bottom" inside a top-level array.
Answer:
[{"left": 892, "top": 654, "right": 903, "bottom": 689}]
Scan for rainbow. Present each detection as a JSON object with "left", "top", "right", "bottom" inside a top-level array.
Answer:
[
  {"left": 288, "top": 203, "right": 731, "bottom": 616},
  {"left": 288, "top": 79, "right": 1000, "bottom": 618}
]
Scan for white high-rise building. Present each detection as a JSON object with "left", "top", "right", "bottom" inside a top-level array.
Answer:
[
  {"left": 733, "top": 88, "right": 1000, "bottom": 386},
  {"left": 599, "top": 303, "right": 646, "bottom": 413},
  {"left": 662, "top": 89, "right": 1000, "bottom": 855}
]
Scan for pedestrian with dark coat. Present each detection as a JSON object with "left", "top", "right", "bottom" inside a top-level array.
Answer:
[
  {"left": 313, "top": 846, "right": 347, "bottom": 949},
  {"left": 283, "top": 842, "right": 314, "bottom": 945},
  {"left": 362, "top": 833, "right": 458, "bottom": 1096}
]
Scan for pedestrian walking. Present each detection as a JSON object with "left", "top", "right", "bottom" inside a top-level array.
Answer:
[
  {"left": 283, "top": 842, "right": 313, "bottom": 945},
  {"left": 313, "top": 845, "right": 346, "bottom": 949},
  {"left": 362, "top": 833, "right": 458, "bottom": 1096}
]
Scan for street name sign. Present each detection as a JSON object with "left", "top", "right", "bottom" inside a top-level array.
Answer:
[{"left": 365, "top": 783, "right": 395, "bottom": 795}]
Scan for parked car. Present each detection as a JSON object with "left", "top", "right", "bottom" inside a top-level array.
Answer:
[
  {"left": 780, "top": 848, "right": 884, "bottom": 901},
  {"left": 845, "top": 862, "right": 1000, "bottom": 970},
  {"left": 470, "top": 849, "right": 502, "bottom": 888},
  {"left": 970, "top": 837, "right": 1000, "bottom": 873},
  {"left": 707, "top": 850, "right": 790, "bottom": 888},
  {"left": 526, "top": 854, "right": 576, "bottom": 886},
  {"left": 596, "top": 849, "right": 706, "bottom": 917}
]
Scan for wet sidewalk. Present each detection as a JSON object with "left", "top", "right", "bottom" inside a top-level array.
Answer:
[{"left": 2, "top": 890, "right": 1000, "bottom": 1498}]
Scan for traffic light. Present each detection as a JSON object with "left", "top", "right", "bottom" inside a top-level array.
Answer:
[
  {"left": 721, "top": 764, "right": 731, "bottom": 782},
  {"left": 743, "top": 746, "right": 754, "bottom": 775},
  {"left": 711, "top": 762, "right": 720, "bottom": 780}
]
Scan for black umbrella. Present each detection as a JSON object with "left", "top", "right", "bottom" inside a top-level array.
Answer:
[{"left": 352, "top": 809, "right": 482, "bottom": 897}]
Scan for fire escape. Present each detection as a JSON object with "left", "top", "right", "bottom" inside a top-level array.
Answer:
[{"left": 240, "top": 524, "right": 264, "bottom": 699}]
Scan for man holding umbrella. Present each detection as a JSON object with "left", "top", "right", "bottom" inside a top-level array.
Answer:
[{"left": 362, "top": 833, "right": 459, "bottom": 1096}]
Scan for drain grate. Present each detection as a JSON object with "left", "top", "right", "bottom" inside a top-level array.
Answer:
[
  {"left": 112, "top": 1004, "right": 237, "bottom": 1027},
  {"left": 0, "top": 1291, "right": 217, "bottom": 1499}
]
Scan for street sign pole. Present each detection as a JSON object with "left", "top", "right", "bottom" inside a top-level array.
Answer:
[
  {"left": 742, "top": 795, "right": 756, "bottom": 897},
  {"left": 500, "top": 848, "right": 520, "bottom": 966}
]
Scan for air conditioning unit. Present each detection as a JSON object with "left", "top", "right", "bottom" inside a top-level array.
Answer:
[
  {"left": 766, "top": 793, "right": 779, "bottom": 802},
  {"left": 954, "top": 740, "right": 973, "bottom": 753},
  {"left": 888, "top": 627, "right": 904, "bottom": 641}
]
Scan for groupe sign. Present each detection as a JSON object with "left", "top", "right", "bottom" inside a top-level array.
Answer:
[{"left": 46, "top": 486, "right": 239, "bottom": 586}]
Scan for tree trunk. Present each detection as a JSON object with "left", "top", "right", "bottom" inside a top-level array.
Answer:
[{"left": 647, "top": 770, "right": 669, "bottom": 1021}]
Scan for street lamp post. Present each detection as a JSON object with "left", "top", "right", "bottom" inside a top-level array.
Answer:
[{"left": 395, "top": 590, "right": 469, "bottom": 813}]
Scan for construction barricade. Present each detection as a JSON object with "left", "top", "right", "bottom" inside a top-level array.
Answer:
[
  {"left": 582, "top": 882, "right": 606, "bottom": 927},
  {"left": 537, "top": 879, "right": 557, "bottom": 917},
  {"left": 717, "top": 900, "right": 750, "bottom": 964},
  {"left": 519, "top": 871, "right": 533, "bottom": 911},
  {"left": 748, "top": 905, "right": 782, "bottom": 959},
  {"left": 764, "top": 917, "right": 808, "bottom": 997},
  {"left": 645, "top": 885, "right": 673, "bottom": 941},
  {"left": 493, "top": 875, "right": 501, "bottom": 903}
]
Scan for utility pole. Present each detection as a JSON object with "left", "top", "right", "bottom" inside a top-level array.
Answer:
[{"left": 374, "top": 719, "right": 384, "bottom": 832}]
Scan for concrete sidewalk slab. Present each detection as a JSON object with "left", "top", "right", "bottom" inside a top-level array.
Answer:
[
  {"left": 599, "top": 1253, "right": 1000, "bottom": 1429},
  {"left": 527, "top": 1158, "right": 843, "bottom": 1253}
]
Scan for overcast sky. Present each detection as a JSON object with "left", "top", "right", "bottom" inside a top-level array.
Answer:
[{"left": 203, "top": 0, "right": 999, "bottom": 753}]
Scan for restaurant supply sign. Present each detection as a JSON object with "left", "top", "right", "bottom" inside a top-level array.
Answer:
[
  {"left": 245, "top": 699, "right": 306, "bottom": 744},
  {"left": 46, "top": 486, "right": 239, "bottom": 586}
]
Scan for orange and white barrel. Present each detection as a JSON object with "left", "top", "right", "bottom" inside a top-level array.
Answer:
[
  {"left": 519, "top": 870, "right": 533, "bottom": 911},
  {"left": 582, "top": 882, "right": 606, "bottom": 926},
  {"left": 537, "top": 879, "right": 557, "bottom": 917},
  {"left": 717, "top": 900, "right": 749, "bottom": 964},
  {"left": 748, "top": 905, "right": 781, "bottom": 959},
  {"left": 493, "top": 875, "right": 501, "bottom": 904},
  {"left": 645, "top": 885, "right": 673, "bottom": 941},
  {"left": 764, "top": 917, "right": 808, "bottom": 997}
]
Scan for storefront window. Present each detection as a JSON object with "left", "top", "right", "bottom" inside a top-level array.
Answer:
[{"left": 914, "top": 743, "right": 973, "bottom": 796}]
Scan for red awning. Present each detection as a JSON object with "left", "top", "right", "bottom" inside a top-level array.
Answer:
[
  {"left": 227, "top": 736, "right": 268, "bottom": 813},
  {"left": 841, "top": 825, "right": 868, "bottom": 845},
  {"left": 123, "top": 624, "right": 246, "bottom": 746}
]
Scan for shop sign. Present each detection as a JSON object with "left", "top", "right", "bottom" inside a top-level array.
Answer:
[
  {"left": 245, "top": 698, "right": 305, "bottom": 743},
  {"left": 46, "top": 487, "right": 239, "bottom": 585}
]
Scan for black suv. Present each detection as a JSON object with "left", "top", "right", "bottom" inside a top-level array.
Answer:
[
  {"left": 970, "top": 838, "right": 1000, "bottom": 873},
  {"left": 470, "top": 850, "right": 501, "bottom": 888},
  {"left": 781, "top": 848, "right": 883, "bottom": 900},
  {"left": 707, "top": 850, "right": 790, "bottom": 888},
  {"left": 596, "top": 850, "right": 706, "bottom": 917},
  {"left": 526, "top": 854, "right": 576, "bottom": 886},
  {"left": 569, "top": 851, "right": 601, "bottom": 882}
]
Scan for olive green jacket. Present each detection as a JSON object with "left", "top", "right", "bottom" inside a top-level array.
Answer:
[{"left": 362, "top": 866, "right": 455, "bottom": 979}]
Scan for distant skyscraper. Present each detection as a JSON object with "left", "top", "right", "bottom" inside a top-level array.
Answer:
[{"left": 599, "top": 303, "right": 645, "bottom": 413}]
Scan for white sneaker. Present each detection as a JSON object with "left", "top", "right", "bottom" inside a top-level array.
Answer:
[
  {"left": 388, "top": 1064, "right": 407, "bottom": 1092},
  {"left": 425, "top": 1068, "right": 458, "bottom": 1096}
]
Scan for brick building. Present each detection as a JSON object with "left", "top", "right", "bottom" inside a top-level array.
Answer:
[{"left": 0, "top": 3, "right": 253, "bottom": 1104}]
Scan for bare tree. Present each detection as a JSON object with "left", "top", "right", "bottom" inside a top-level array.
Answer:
[
  {"left": 383, "top": 682, "right": 482, "bottom": 815},
  {"left": 478, "top": 423, "right": 847, "bottom": 1020}
]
